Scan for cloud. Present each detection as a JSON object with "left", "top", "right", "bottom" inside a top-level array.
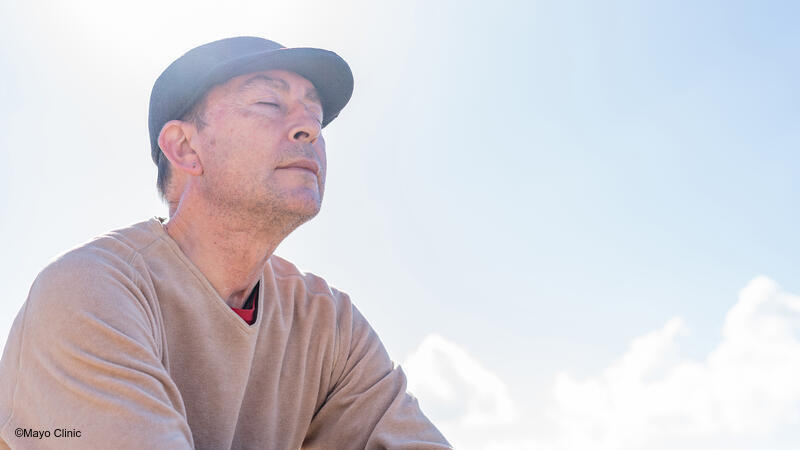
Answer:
[
  {"left": 549, "top": 276, "right": 800, "bottom": 449},
  {"left": 403, "top": 333, "right": 541, "bottom": 449},
  {"left": 404, "top": 334, "right": 517, "bottom": 428},
  {"left": 404, "top": 276, "right": 800, "bottom": 450}
]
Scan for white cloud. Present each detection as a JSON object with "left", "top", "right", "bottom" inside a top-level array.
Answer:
[
  {"left": 403, "top": 334, "right": 537, "bottom": 450},
  {"left": 405, "top": 276, "right": 800, "bottom": 450},
  {"left": 549, "top": 276, "right": 800, "bottom": 449},
  {"left": 404, "top": 334, "right": 517, "bottom": 428}
]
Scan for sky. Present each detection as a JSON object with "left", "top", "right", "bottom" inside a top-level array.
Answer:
[{"left": 1, "top": 0, "right": 799, "bottom": 448}]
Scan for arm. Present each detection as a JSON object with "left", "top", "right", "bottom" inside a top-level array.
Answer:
[
  {"left": 0, "top": 250, "right": 193, "bottom": 449},
  {"left": 302, "top": 294, "right": 451, "bottom": 450}
]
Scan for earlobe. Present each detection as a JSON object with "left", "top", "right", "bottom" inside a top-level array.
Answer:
[{"left": 158, "top": 120, "right": 203, "bottom": 176}]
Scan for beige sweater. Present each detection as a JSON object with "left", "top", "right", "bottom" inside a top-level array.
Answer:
[{"left": 0, "top": 218, "right": 450, "bottom": 449}]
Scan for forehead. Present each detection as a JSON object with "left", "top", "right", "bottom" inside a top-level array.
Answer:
[{"left": 211, "top": 69, "right": 321, "bottom": 106}]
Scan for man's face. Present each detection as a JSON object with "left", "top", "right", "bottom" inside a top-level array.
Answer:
[{"left": 191, "top": 69, "right": 327, "bottom": 227}]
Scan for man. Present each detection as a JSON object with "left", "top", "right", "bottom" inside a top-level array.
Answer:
[{"left": 0, "top": 37, "right": 450, "bottom": 449}]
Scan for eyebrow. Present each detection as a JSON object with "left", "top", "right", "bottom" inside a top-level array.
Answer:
[{"left": 239, "top": 74, "right": 322, "bottom": 106}]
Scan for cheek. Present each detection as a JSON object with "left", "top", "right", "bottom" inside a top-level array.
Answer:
[
  {"left": 201, "top": 132, "right": 250, "bottom": 180},
  {"left": 208, "top": 124, "right": 275, "bottom": 164}
]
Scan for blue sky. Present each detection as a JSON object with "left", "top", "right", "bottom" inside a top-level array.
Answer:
[{"left": 1, "top": 1, "right": 799, "bottom": 448}]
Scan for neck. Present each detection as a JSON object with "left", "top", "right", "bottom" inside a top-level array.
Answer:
[{"left": 164, "top": 197, "right": 285, "bottom": 309}]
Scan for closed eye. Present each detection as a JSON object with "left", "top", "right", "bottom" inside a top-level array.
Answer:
[{"left": 257, "top": 102, "right": 280, "bottom": 108}]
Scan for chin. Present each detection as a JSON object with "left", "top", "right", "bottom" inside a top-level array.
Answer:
[
  {"left": 283, "top": 192, "right": 323, "bottom": 220},
  {"left": 277, "top": 204, "right": 321, "bottom": 235},
  {"left": 256, "top": 185, "right": 324, "bottom": 226},
  {"left": 289, "top": 204, "right": 321, "bottom": 222}
]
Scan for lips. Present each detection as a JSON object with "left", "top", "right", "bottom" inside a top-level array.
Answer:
[{"left": 277, "top": 159, "right": 320, "bottom": 175}]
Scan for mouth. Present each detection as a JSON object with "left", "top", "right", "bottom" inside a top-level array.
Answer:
[{"left": 277, "top": 159, "right": 320, "bottom": 176}]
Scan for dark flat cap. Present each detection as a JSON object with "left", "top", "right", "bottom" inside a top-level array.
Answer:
[{"left": 148, "top": 36, "right": 354, "bottom": 165}]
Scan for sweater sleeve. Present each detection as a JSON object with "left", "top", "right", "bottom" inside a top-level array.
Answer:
[
  {"left": 302, "top": 293, "right": 451, "bottom": 450},
  {"left": 0, "top": 249, "right": 194, "bottom": 449}
]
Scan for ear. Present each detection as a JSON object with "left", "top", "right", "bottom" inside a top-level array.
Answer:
[{"left": 158, "top": 120, "right": 203, "bottom": 176}]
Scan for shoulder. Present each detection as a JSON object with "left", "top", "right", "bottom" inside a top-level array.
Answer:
[
  {"left": 33, "top": 219, "right": 160, "bottom": 291},
  {"left": 267, "top": 254, "right": 354, "bottom": 312},
  {"left": 26, "top": 219, "right": 163, "bottom": 331},
  {"left": 265, "top": 255, "right": 389, "bottom": 378},
  {"left": 266, "top": 254, "right": 380, "bottom": 346},
  {"left": 265, "top": 254, "right": 365, "bottom": 355}
]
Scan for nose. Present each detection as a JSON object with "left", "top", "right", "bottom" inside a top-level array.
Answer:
[{"left": 288, "top": 110, "right": 322, "bottom": 144}]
